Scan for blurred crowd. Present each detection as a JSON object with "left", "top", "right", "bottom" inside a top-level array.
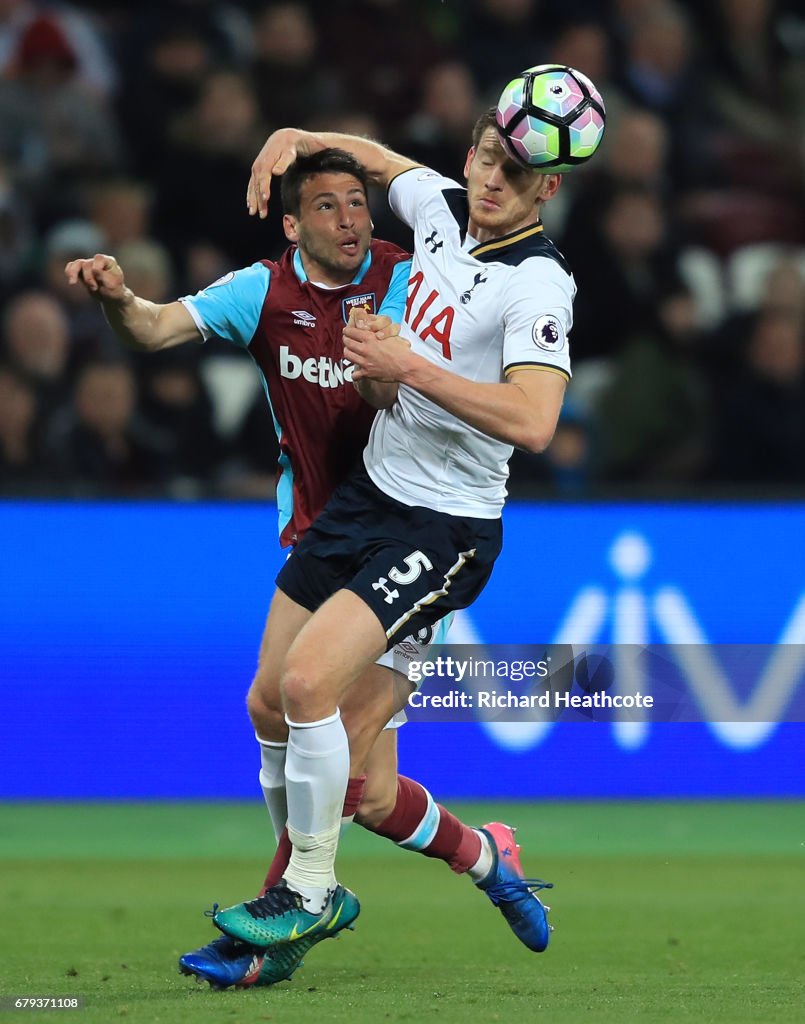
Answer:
[{"left": 0, "top": 0, "right": 804, "bottom": 499}]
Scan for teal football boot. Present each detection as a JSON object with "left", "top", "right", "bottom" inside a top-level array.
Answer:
[
  {"left": 214, "top": 880, "right": 359, "bottom": 951},
  {"left": 252, "top": 883, "right": 360, "bottom": 985}
]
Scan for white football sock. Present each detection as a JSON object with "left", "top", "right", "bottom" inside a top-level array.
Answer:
[
  {"left": 257, "top": 735, "right": 288, "bottom": 842},
  {"left": 283, "top": 710, "right": 349, "bottom": 911},
  {"left": 468, "top": 829, "right": 495, "bottom": 883},
  {"left": 285, "top": 821, "right": 341, "bottom": 914}
]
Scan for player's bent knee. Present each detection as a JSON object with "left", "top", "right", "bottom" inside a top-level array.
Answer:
[
  {"left": 280, "top": 668, "right": 333, "bottom": 722},
  {"left": 355, "top": 767, "right": 398, "bottom": 828},
  {"left": 355, "top": 786, "right": 396, "bottom": 829},
  {"left": 246, "top": 681, "right": 286, "bottom": 740}
]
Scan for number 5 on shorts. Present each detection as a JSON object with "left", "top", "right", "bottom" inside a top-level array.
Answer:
[{"left": 388, "top": 551, "right": 433, "bottom": 585}]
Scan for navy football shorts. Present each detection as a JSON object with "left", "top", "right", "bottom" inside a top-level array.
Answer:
[{"left": 276, "top": 468, "right": 502, "bottom": 651}]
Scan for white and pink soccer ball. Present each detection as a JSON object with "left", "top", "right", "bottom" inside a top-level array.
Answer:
[{"left": 495, "top": 64, "right": 606, "bottom": 173}]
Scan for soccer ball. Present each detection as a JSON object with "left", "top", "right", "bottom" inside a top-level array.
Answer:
[{"left": 495, "top": 64, "right": 606, "bottom": 173}]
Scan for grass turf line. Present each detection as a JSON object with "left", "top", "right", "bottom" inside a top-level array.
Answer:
[
  {"left": 1, "top": 802, "right": 804, "bottom": 1024},
  {"left": 3, "top": 800, "right": 804, "bottom": 860}
]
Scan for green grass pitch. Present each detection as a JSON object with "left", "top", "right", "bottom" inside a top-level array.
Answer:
[{"left": 2, "top": 802, "right": 804, "bottom": 1024}]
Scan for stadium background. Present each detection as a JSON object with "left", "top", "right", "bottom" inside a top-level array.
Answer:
[
  {"left": 3, "top": 500, "right": 805, "bottom": 798},
  {"left": 1, "top": 4, "right": 804, "bottom": 1021},
  {"left": 1, "top": 0, "right": 803, "bottom": 800}
]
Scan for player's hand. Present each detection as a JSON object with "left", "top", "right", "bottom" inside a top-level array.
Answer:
[
  {"left": 248, "top": 128, "right": 318, "bottom": 219},
  {"left": 64, "top": 254, "right": 127, "bottom": 301},
  {"left": 354, "top": 312, "right": 401, "bottom": 339},
  {"left": 344, "top": 312, "right": 410, "bottom": 383}
]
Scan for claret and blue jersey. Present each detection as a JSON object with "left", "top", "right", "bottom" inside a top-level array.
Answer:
[{"left": 180, "top": 240, "right": 411, "bottom": 546}]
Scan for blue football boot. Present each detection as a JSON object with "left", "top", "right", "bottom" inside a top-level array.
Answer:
[
  {"left": 477, "top": 822, "right": 554, "bottom": 952},
  {"left": 180, "top": 881, "right": 359, "bottom": 989},
  {"left": 179, "top": 935, "right": 266, "bottom": 989}
]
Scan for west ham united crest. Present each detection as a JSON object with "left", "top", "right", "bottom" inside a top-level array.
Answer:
[{"left": 342, "top": 293, "right": 376, "bottom": 322}]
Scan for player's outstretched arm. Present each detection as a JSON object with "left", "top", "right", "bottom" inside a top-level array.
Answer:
[
  {"left": 344, "top": 320, "right": 565, "bottom": 453},
  {"left": 64, "top": 254, "right": 200, "bottom": 352},
  {"left": 248, "top": 128, "right": 419, "bottom": 219}
]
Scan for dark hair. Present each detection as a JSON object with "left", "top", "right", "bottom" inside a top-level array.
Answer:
[
  {"left": 472, "top": 107, "right": 499, "bottom": 150},
  {"left": 280, "top": 149, "right": 370, "bottom": 216}
]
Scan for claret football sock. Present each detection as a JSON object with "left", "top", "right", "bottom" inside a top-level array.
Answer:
[
  {"left": 260, "top": 828, "right": 292, "bottom": 894},
  {"left": 341, "top": 773, "right": 367, "bottom": 828},
  {"left": 369, "top": 775, "right": 483, "bottom": 873}
]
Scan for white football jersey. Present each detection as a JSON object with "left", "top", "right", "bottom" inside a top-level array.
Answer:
[{"left": 364, "top": 167, "right": 576, "bottom": 518}]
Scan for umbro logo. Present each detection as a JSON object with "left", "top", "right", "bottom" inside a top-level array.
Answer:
[{"left": 292, "top": 309, "right": 316, "bottom": 328}]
